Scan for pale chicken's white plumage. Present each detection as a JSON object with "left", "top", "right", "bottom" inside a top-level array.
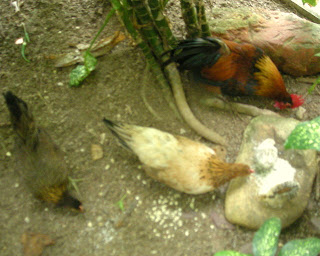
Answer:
[{"left": 103, "top": 119, "right": 253, "bottom": 194}]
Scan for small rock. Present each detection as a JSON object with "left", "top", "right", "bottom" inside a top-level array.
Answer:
[
  {"left": 295, "top": 106, "right": 306, "bottom": 120},
  {"left": 91, "top": 144, "right": 103, "bottom": 160},
  {"left": 225, "top": 115, "right": 318, "bottom": 229}
]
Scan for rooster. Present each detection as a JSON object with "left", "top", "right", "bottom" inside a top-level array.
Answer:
[
  {"left": 103, "top": 118, "right": 254, "bottom": 194},
  {"left": 3, "top": 91, "right": 83, "bottom": 212},
  {"left": 163, "top": 37, "right": 304, "bottom": 109}
]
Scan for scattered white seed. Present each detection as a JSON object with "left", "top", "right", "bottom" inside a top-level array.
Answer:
[
  {"left": 24, "top": 217, "right": 30, "bottom": 223},
  {"left": 185, "top": 230, "right": 189, "bottom": 236},
  {"left": 57, "top": 82, "right": 63, "bottom": 86},
  {"left": 105, "top": 164, "right": 110, "bottom": 170},
  {"left": 201, "top": 213, "right": 207, "bottom": 219},
  {"left": 98, "top": 192, "right": 103, "bottom": 196},
  {"left": 135, "top": 196, "right": 140, "bottom": 201},
  {"left": 80, "top": 148, "right": 85, "bottom": 152},
  {"left": 110, "top": 158, "right": 115, "bottom": 164},
  {"left": 97, "top": 216, "right": 103, "bottom": 222},
  {"left": 126, "top": 189, "right": 131, "bottom": 194},
  {"left": 137, "top": 174, "right": 141, "bottom": 180},
  {"left": 142, "top": 180, "right": 147, "bottom": 185},
  {"left": 87, "top": 221, "right": 93, "bottom": 227},
  {"left": 210, "top": 225, "right": 215, "bottom": 229},
  {"left": 44, "top": 208, "right": 48, "bottom": 212},
  {"left": 6, "top": 152, "right": 11, "bottom": 157},
  {"left": 14, "top": 183, "right": 19, "bottom": 188},
  {"left": 180, "top": 128, "right": 186, "bottom": 134}
]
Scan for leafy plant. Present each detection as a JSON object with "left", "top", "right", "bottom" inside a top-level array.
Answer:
[
  {"left": 302, "top": 0, "right": 318, "bottom": 7},
  {"left": 214, "top": 217, "right": 320, "bottom": 256},
  {"left": 284, "top": 116, "right": 320, "bottom": 150},
  {"left": 115, "top": 194, "right": 127, "bottom": 212},
  {"left": 69, "top": 8, "right": 115, "bottom": 87}
]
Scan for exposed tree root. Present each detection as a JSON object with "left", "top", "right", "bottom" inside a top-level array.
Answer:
[
  {"left": 202, "top": 97, "right": 281, "bottom": 117},
  {"left": 165, "top": 64, "right": 227, "bottom": 146}
]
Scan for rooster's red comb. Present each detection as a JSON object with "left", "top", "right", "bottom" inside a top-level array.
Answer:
[{"left": 290, "top": 94, "right": 304, "bottom": 109}]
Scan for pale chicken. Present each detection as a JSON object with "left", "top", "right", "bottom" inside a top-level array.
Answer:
[{"left": 103, "top": 118, "right": 253, "bottom": 194}]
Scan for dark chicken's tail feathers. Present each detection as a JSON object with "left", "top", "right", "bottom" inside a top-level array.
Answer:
[
  {"left": 3, "top": 91, "right": 36, "bottom": 141},
  {"left": 102, "top": 118, "right": 132, "bottom": 151},
  {"left": 162, "top": 37, "right": 229, "bottom": 70}
]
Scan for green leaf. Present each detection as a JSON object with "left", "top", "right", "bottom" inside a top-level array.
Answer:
[
  {"left": 252, "top": 218, "right": 281, "bottom": 256},
  {"left": 116, "top": 194, "right": 127, "bottom": 212},
  {"left": 308, "top": 77, "right": 320, "bottom": 94},
  {"left": 214, "top": 251, "right": 252, "bottom": 256},
  {"left": 69, "top": 51, "right": 97, "bottom": 87},
  {"left": 69, "top": 65, "right": 88, "bottom": 87},
  {"left": 314, "top": 52, "right": 320, "bottom": 57},
  {"left": 278, "top": 238, "right": 320, "bottom": 256},
  {"left": 84, "top": 51, "right": 97, "bottom": 72},
  {"left": 302, "top": 0, "right": 318, "bottom": 6},
  {"left": 284, "top": 116, "right": 320, "bottom": 150}
]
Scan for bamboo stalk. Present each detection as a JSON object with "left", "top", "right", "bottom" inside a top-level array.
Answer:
[
  {"left": 111, "top": 0, "right": 179, "bottom": 117},
  {"left": 195, "top": 0, "right": 210, "bottom": 37},
  {"left": 130, "top": 0, "right": 164, "bottom": 58},
  {"left": 148, "top": 0, "right": 176, "bottom": 50},
  {"left": 180, "top": 0, "right": 200, "bottom": 38}
]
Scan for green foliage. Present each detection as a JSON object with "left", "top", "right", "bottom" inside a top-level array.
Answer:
[
  {"left": 252, "top": 218, "right": 281, "bottom": 256},
  {"left": 214, "top": 218, "right": 320, "bottom": 256},
  {"left": 69, "top": 52, "right": 97, "bottom": 87},
  {"left": 21, "top": 23, "right": 31, "bottom": 63},
  {"left": 116, "top": 194, "right": 127, "bottom": 212},
  {"left": 279, "top": 238, "right": 320, "bottom": 256},
  {"left": 284, "top": 116, "right": 320, "bottom": 150},
  {"left": 302, "top": 0, "right": 318, "bottom": 6},
  {"left": 69, "top": 8, "right": 115, "bottom": 87}
]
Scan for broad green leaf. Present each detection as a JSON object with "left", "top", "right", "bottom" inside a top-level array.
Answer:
[
  {"left": 302, "top": 0, "right": 318, "bottom": 6},
  {"left": 69, "top": 65, "right": 88, "bottom": 87},
  {"left": 314, "top": 53, "right": 320, "bottom": 57},
  {"left": 278, "top": 238, "right": 320, "bottom": 256},
  {"left": 214, "top": 251, "right": 252, "bottom": 256},
  {"left": 284, "top": 116, "right": 320, "bottom": 150},
  {"left": 252, "top": 218, "right": 281, "bottom": 256}
]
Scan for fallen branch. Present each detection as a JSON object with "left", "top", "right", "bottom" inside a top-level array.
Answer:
[{"left": 201, "top": 97, "right": 281, "bottom": 117}]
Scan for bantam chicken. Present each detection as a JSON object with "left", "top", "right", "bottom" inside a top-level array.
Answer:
[
  {"left": 3, "top": 91, "right": 83, "bottom": 212},
  {"left": 103, "top": 118, "right": 253, "bottom": 194},
  {"left": 163, "top": 37, "right": 304, "bottom": 109}
]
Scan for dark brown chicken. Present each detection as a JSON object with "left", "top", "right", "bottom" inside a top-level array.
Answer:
[
  {"left": 3, "top": 91, "right": 83, "bottom": 211},
  {"left": 163, "top": 37, "right": 304, "bottom": 109}
]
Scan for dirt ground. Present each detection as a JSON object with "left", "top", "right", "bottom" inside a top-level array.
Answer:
[{"left": 0, "top": 0, "right": 319, "bottom": 255}]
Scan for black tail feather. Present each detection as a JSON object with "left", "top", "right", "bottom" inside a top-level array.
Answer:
[
  {"left": 3, "top": 91, "right": 34, "bottom": 142},
  {"left": 162, "top": 38, "right": 224, "bottom": 70},
  {"left": 102, "top": 118, "right": 131, "bottom": 151}
]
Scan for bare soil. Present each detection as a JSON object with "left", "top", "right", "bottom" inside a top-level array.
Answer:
[{"left": 0, "top": 0, "right": 319, "bottom": 255}]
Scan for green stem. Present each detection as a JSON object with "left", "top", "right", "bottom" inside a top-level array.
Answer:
[
  {"left": 180, "top": 0, "right": 200, "bottom": 38},
  {"left": 195, "top": 0, "right": 210, "bottom": 37},
  {"left": 148, "top": 0, "right": 176, "bottom": 50},
  {"left": 111, "top": 0, "right": 179, "bottom": 117},
  {"left": 88, "top": 8, "right": 116, "bottom": 51},
  {"left": 130, "top": 0, "right": 164, "bottom": 58}
]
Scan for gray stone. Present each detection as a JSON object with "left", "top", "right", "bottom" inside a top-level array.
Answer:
[{"left": 225, "top": 115, "right": 318, "bottom": 229}]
